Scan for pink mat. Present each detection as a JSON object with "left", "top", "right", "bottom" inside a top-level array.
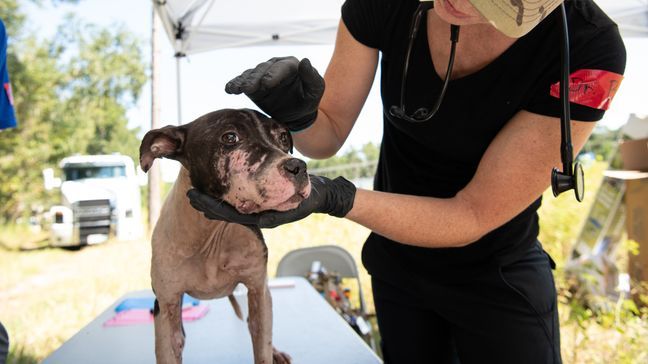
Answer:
[{"left": 104, "top": 305, "right": 210, "bottom": 327}]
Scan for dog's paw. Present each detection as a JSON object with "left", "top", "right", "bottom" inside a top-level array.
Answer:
[{"left": 272, "top": 347, "right": 292, "bottom": 364}]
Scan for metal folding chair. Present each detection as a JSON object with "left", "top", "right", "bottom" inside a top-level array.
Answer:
[{"left": 276, "top": 245, "right": 368, "bottom": 315}]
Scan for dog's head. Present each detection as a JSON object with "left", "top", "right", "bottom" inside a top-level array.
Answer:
[{"left": 139, "top": 109, "right": 311, "bottom": 214}]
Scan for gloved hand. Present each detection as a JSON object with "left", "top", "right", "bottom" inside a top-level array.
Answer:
[
  {"left": 225, "top": 56, "right": 325, "bottom": 132},
  {"left": 186, "top": 175, "right": 356, "bottom": 228}
]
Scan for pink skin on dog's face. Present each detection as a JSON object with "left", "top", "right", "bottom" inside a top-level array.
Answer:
[
  {"left": 138, "top": 109, "right": 311, "bottom": 214},
  {"left": 219, "top": 150, "right": 311, "bottom": 214},
  {"left": 158, "top": 109, "right": 312, "bottom": 214}
]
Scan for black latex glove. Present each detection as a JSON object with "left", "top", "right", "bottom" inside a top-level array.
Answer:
[
  {"left": 225, "top": 56, "right": 324, "bottom": 132},
  {"left": 186, "top": 175, "right": 356, "bottom": 228}
]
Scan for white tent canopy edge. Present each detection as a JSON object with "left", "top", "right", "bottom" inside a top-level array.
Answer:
[
  {"left": 153, "top": 0, "right": 344, "bottom": 123},
  {"left": 154, "top": 0, "right": 345, "bottom": 56},
  {"left": 153, "top": 0, "right": 648, "bottom": 124}
]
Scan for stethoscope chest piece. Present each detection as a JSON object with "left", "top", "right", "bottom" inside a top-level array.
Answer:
[{"left": 551, "top": 162, "right": 584, "bottom": 202}]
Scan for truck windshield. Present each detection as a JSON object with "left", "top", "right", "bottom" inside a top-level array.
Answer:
[{"left": 64, "top": 165, "right": 126, "bottom": 181}]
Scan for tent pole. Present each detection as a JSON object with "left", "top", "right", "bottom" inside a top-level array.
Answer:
[
  {"left": 149, "top": 4, "right": 163, "bottom": 231},
  {"left": 175, "top": 54, "right": 182, "bottom": 125}
]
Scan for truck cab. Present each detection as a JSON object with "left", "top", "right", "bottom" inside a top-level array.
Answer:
[{"left": 46, "top": 154, "right": 143, "bottom": 247}]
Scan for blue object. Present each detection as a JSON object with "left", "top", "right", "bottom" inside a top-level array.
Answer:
[
  {"left": 115, "top": 294, "right": 200, "bottom": 313},
  {"left": 0, "top": 18, "right": 17, "bottom": 130}
]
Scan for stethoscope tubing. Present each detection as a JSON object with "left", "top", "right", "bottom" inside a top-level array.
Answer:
[{"left": 390, "top": 1, "right": 581, "bottom": 201}]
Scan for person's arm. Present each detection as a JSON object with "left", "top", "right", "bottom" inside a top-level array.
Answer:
[
  {"left": 187, "top": 110, "right": 596, "bottom": 243},
  {"left": 347, "top": 111, "right": 596, "bottom": 248},
  {"left": 292, "top": 20, "right": 379, "bottom": 158}
]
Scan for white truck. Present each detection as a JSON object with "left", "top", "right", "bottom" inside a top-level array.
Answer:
[{"left": 43, "top": 154, "right": 143, "bottom": 247}]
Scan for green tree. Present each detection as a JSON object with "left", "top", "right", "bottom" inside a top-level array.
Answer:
[
  {"left": 51, "top": 18, "right": 146, "bottom": 161},
  {"left": 579, "top": 125, "right": 621, "bottom": 163},
  {"left": 307, "top": 142, "right": 380, "bottom": 180},
  {"left": 0, "top": 2, "right": 146, "bottom": 222},
  {"left": 0, "top": 1, "right": 24, "bottom": 36},
  {"left": 361, "top": 142, "right": 379, "bottom": 162}
]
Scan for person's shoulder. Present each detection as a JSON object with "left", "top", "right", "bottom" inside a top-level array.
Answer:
[
  {"left": 569, "top": 0, "right": 621, "bottom": 36},
  {"left": 567, "top": 1, "right": 626, "bottom": 73},
  {"left": 342, "top": 0, "right": 404, "bottom": 12},
  {"left": 568, "top": 0, "right": 625, "bottom": 58},
  {"left": 342, "top": 0, "right": 413, "bottom": 49},
  {"left": 343, "top": 0, "right": 418, "bottom": 14}
]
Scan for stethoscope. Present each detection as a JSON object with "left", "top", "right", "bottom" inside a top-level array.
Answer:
[{"left": 388, "top": 1, "right": 584, "bottom": 202}]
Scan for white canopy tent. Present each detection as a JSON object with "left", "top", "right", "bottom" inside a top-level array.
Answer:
[
  {"left": 153, "top": 0, "right": 648, "bottom": 54},
  {"left": 154, "top": 0, "right": 345, "bottom": 55},
  {"left": 153, "top": 0, "right": 344, "bottom": 122},
  {"left": 153, "top": 0, "right": 648, "bottom": 123}
]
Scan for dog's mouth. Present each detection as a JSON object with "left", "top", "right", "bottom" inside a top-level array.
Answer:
[
  {"left": 236, "top": 200, "right": 261, "bottom": 214},
  {"left": 235, "top": 183, "right": 311, "bottom": 214},
  {"left": 287, "top": 187, "right": 310, "bottom": 203},
  {"left": 270, "top": 190, "right": 307, "bottom": 213}
]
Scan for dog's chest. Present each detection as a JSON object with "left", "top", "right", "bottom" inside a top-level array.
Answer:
[
  {"left": 153, "top": 221, "right": 267, "bottom": 291},
  {"left": 173, "top": 239, "right": 265, "bottom": 299}
]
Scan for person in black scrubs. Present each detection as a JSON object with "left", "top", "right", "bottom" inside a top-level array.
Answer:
[{"left": 187, "top": 1, "right": 626, "bottom": 362}]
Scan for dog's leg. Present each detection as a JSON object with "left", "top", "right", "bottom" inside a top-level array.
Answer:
[
  {"left": 153, "top": 294, "right": 185, "bottom": 364},
  {"left": 228, "top": 294, "right": 243, "bottom": 320},
  {"left": 247, "top": 282, "right": 291, "bottom": 364},
  {"left": 247, "top": 283, "right": 273, "bottom": 364}
]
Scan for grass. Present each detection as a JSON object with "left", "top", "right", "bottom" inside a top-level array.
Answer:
[
  {"left": 1, "top": 161, "right": 647, "bottom": 363},
  {"left": 0, "top": 236, "right": 152, "bottom": 361}
]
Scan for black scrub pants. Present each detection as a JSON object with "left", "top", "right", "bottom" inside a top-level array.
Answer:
[{"left": 372, "top": 242, "right": 561, "bottom": 364}]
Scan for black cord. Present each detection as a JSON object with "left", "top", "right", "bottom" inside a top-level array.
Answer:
[
  {"left": 388, "top": 2, "right": 460, "bottom": 123},
  {"left": 395, "top": 2, "right": 431, "bottom": 118},
  {"left": 559, "top": 3, "right": 573, "bottom": 176},
  {"left": 426, "top": 24, "right": 460, "bottom": 117}
]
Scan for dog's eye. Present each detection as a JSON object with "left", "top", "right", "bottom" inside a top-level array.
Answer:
[
  {"left": 221, "top": 132, "right": 239, "bottom": 145},
  {"left": 279, "top": 132, "right": 290, "bottom": 146},
  {"left": 279, "top": 132, "right": 293, "bottom": 153}
]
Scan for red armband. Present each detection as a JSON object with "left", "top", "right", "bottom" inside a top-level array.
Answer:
[{"left": 550, "top": 69, "right": 624, "bottom": 110}]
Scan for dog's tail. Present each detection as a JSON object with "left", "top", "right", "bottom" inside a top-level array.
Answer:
[{"left": 228, "top": 295, "right": 243, "bottom": 320}]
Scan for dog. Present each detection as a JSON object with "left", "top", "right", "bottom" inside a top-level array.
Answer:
[{"left": 139, "top": 108, "right": 311, "bottom": 364}]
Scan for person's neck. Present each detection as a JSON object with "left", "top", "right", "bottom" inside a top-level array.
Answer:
[
  {"left": 427, "top": 11, "right": 517, "bottom": 79},
  {"left": 428, "top": 10, "right": 514, "bottom": 45}
]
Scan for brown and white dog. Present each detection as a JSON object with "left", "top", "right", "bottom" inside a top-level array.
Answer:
[{"left": 139, "top": 109, "right": 311, "bottom": 364}]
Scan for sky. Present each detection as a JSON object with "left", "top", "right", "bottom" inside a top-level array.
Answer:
[{"left": 19, "top": 0, "right": 648, "bottom": 163}]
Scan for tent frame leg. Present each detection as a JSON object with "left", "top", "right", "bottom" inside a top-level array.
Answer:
[{"left": 175, "top": 54, "right": 183, "bottom": 125}]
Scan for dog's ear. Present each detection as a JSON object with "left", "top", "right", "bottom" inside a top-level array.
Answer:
[{"left": 139, "top": 125, "right": 187, "bottom": 172}]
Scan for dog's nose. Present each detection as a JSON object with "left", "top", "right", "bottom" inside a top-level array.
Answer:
[{"left": 282, "top": 158, "right": 306, "bottom": 176}]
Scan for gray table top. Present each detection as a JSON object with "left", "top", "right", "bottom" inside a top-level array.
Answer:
[{"left": 43, "top": 276, "right": 382, "bottom": 364}]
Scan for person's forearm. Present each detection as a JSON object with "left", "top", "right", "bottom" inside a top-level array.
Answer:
[
  {"left": 345, "top": 189, "right": 485, "bottom": 248},
  {"left": 292, "top": 109, "right": 346, "bottom": 159}
]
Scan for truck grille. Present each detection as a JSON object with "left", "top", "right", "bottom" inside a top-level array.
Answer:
[{"left": 73, "top": 199, "right": 112, "bottom": 243}]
